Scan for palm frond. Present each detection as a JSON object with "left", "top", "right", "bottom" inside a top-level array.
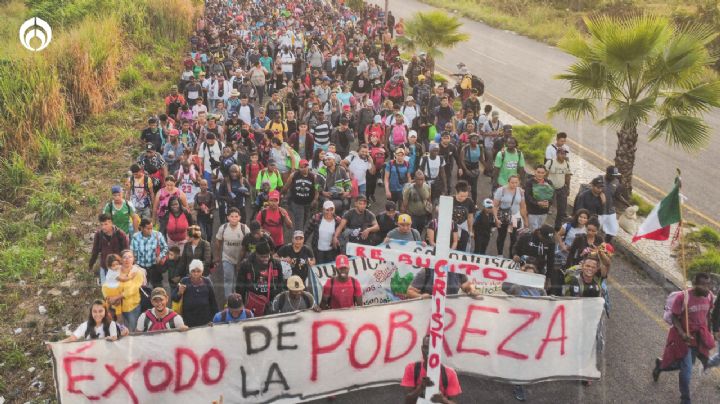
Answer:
[
  {"left": 660, "top": 81, "right": 720, "bottom": 115},
  {"left": 402, "top": 11, "right": 469, "bottom": 58},
  {"left": 599, "top": 96, "right": 655, "bottom": 128},
  {"left": 648, "top": 115, "right": 711, "bottom": 151},
  {"left": 548, "top": 97, "right": 597, "bottom": 121}
]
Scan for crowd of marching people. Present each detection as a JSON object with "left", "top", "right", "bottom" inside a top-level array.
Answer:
[{"left": 69, "top": 0, "right": 720, "bottom": 402}]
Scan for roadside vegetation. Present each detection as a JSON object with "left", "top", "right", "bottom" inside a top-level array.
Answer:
[
  {"left": 418, "top": 0, "right": 720, "bottom": 72},
  {"left": 0, "top": 0, "right": 199, "bottom": 400},
  {"left": 685, "top": 226, "right": 720, "bottom": 278}
]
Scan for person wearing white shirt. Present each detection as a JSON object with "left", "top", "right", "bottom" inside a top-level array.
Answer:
[
  {"left": 401, "top": 97, "right": 419, "bottom": 126},
  {"left": 280, "top": 49, "right": 296, "bottom": 80},
  {"left": 197, "top": 133, "right": 224, "bottom": 183},
  {"left": 208, "top": 76, "right": 231, "bottom": 113},
  {"left": 62, "top": 300, "right": 119, "bottom": 342},
  {"left": 342, "top": 145, "right": 376, "bottom": 197},
  {"left": 545, "top": 132, "right": 570, "bottom": 161},
  {"left": 192, "top": 98, "right": 208, "bottom": 120}
]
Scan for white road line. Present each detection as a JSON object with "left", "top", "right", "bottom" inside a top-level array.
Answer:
[{"left": 468, "top": 47, "right": 507, "bottom": 65}]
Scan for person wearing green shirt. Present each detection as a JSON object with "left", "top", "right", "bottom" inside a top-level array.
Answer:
[
  {"left": 103, "top": 185, "right": 138, "bottom": 235},
  {"left": 255, "top": 160, "right": 284, "bottom": 191},
  {"left": 259, "top": 51, "right": 274, "bottom": 74},
  {"left": 493, "top": 137, "right": 525, "bottom": 188}
]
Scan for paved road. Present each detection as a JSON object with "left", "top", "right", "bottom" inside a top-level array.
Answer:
[{"left": 367, "top": 0, "right": 720, "bottom": 229}]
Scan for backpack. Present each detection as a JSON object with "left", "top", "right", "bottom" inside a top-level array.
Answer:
[
  {"left": 416, "top": 84, "right": 431, "bottom": 106},
  {"left": 105, "top": 200, "right": 131, "bottom": 221},
  {"left": 460, "top": 74, "right": 472, "bottom": 90},
  {"left": 286, "top": 148, "right": 301, "bottom": 170},
  {"left": 370, "top": 145, "right": 386, "bottom": 170},
  {"left": 130, "top": 175, "right": 155, "bottom": 198},
  {"left": 326, "top": 277, "right": 358, "bottom": 306},
  {"left": 219, "top": 308, "right": 251, "bottom": 322},
  {"left": 663, "top": 290, "right": 714, "bottom": 325},
  {"left": 496, "top": 149, "right": 523, "bottom": 170},
  {"left": 391, "top": 124, "right": 408, "bottom": 146},
  {"left": 390, "top": 160, "right": 409, "bottom": 185},
  {"left": 471, "top": 75, "right": 485, "bottom": 95},
  {"left": 143, "top": 309, "right": 178, "bottom": 331},
  {"left": 420, "top": 155, "right": 444, "bottom": 181},
  {"left": 413, "top": 361, "right": 449, "bottom": 394}
]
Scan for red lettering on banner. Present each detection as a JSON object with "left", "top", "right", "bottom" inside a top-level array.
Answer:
[
  {"left": 441, "top": 308, "right": 457, "bottom": 357},
  {"left": 63, "top": 356, "right": 98, "bottom": 398},
  {"left": 398, "top": 253, "right": 412, "bottom": 265},
  {"left": 200, "top": 348, "right": 226, "bottom": 385},
  {"left": 371, "top": 248, "right": 383, "bottom": 260},
  {"left": 497, "top": 309, "right": 541, "bottom": 360},
  {"left": 174, "top": 348, "right": 199, "bottom": 392},
  {"left": 458, "top": 263, "right": 479, "bottom": 276},
  {"left": 349, "top": 324, "right": 382, "bottom": 369},
  {"left": 456, "top": 305, "right": 499, "bottom": 356},
  {"left": 428, "top": 353, "right": 440, "bottom": 369},
  {"left": 143, "top": 361, "right": 172, "bottom": 393},
  {"left": 311, "top": 320, "right": 348, "bottom": 381},
  {"left": 433, "top": 260, "right": 447, "bottom": 277},
  {"left": 415, "top": 256, "right": 431, "bottom": 268},
  {"left": 354, "top": 246, "right": 366, "bottom": 257},
  {"left": 432, "top": 278, "right": 447, "bottom": 298},
  {"left": 535, "top": 305, "right": 567, "bottom": 359},
  {"left": 384, "top": 310, "right": 417, "bottom": 363},
  {"left": 483, "top": 267, "right": 508, "bottom": 282},
  {"left": 101, "top": 362, "right": 141, "bottom": 404}
]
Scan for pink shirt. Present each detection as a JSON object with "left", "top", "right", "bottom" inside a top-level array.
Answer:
[{"left": 322, "top": 277, "right": 361, "bottom": 309}]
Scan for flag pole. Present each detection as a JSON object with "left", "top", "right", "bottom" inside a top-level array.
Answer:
[{"left": 676, "top": 168, "right": 689, "bottom": 335}]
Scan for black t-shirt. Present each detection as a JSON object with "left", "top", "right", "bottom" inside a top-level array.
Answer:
[
  {"left": 452, "top": 198, "right": 476, "bottom": 228},
  {"left": 343, "top": 209, "right": 377, "bottom": 230},
  {"left": 376, "top": 212, "right": 398, "bottom": 240},
  {"left": 289, "top": 172, "right": 317, "bottom": 205},
  {"left": 569, "top": 275, "right": 602, "bottom": 298},
  {"left": 276, "top": 244, "right": 315, "bottom": 282}
]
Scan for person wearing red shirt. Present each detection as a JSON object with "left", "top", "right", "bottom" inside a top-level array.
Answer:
[
  {"left": 256, "top": 190, "right": 292, "bottom": 246},
  {"left": 320, "top": 255, "right": 362, "bottom": 309},
  {"left": 401, "top": 334, "right": 462, "bottom": 404}
]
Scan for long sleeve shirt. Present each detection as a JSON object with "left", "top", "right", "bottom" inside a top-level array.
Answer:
[
  {"left": 131, "top": 231, "right": 168, "bottom": 268},
  {"left": 89, "top": 227, "right": 129, "bottom": 269}
]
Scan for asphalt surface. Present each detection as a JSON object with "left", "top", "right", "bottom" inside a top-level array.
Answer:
[{"left": 366, "top": 0, "right": 720, "bottom": 230}]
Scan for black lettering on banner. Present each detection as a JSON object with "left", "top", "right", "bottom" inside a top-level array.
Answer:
[
  {"left": 277, "top": 318, "right": 300, "bottom": 351},
  {"left": 244, "top": 326, "right": 272, "bottom": 355},
  {"left": 263, "top": 363, "right": 290, "bottom": 393},
  {"left": 240, "top": 366, "right": 260, "bottom": 397}
]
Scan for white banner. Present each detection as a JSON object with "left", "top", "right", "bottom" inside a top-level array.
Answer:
[
  {"left": 50, "top": 296, "right": 603, "bottom": 403},
  {"left": 309, "top": 242, "right": 528, "bottom": 305}
]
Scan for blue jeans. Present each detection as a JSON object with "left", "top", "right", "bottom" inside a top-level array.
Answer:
[
  {"left": 664, "top": 346, "right": 698, "bottom": 404},
  {"left": 123, "top": 305, "right": 142, "bottom": 332},
  {"left": 358, "top": 183, "right": 367, "bottom": 197},
  {"left": 222, "top": 260, "right": 236, "bottom": 299}
]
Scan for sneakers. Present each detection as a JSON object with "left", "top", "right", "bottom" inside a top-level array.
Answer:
[
  {"left": 512, "top": 385, "right": 526, "bottom": 402},
  {"left": 652, "top": 358, "right": 661, "bottom": 382}
]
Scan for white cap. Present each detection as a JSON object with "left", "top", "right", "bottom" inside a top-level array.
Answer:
[
  {"left": 323, "top": 200, "right": 335, "bottom": 210},
  {"left": 189, "top": 259, "right": 204, "bottom": 272},
  {"left": 408, "top": 130, "right": 417, "bottom": 138},
  {"left": 324, "top": 152, "right": 336, "bottom": 160}
]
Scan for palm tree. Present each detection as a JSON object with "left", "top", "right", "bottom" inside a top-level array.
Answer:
[
  {"left": 396, "top": 11, "right": 469, "bottom": 72},
  {"left": 549, "top": 15, "right": 720, "bottom": 198}
]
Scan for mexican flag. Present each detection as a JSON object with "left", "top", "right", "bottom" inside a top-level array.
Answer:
[{"left": 632, "top": 179, "right": 681, "bottom": 242}]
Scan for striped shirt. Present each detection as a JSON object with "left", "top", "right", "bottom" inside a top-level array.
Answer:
[
  {"left": 131, "top": 231, "right": 168, "bottom": 268},
  {"left": 311, "top": 121, "right": 332, "bottom": 146}
]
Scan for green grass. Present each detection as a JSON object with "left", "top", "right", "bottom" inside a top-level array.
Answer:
[
  {"left": 0, "top": 244, "right": 44, "bottom": 281},
  {"left": 37, "top": 135, "right": 62, "bottom": 170},
  {"left": 27, "top": 190, "right": 76, "bottom": 227},
  {"left": 0, "top": 152, "right": 36, "bottom": 198},
  {"left": 128, "top": 82, "right": 156, "bottom": 104},
  {"left": 119, "top": 66, "right": 141, "bottom": 88},
  {"left": 630, "top": 192, "right": 654, "bottom": 217}
]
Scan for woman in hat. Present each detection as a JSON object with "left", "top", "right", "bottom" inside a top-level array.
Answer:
[
  {"left": 305, "top": 200, "right": 343, "bottom": 264},
  {"left": 172, "top": 259, "right": 218, "bottom": 327}
]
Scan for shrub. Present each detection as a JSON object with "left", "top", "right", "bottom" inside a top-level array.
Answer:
[
  {"left": 688, "top": 250, "right": 720, "bottom": 278},
  {"left": 630, "top": 193, "right": 653, "bottom": 217},
  {"left": 687, "top": 226, "right": 720, "bottom": 247},
  {"left": 0, "top": 153, "right": 36, "bottom": 199},
  {"left": 129, "top": 83, "right": 156, "bottom": 104},
  {"left": 433, "top": 73, "right": 448, "bottom": 84},
  {"left": 510, "top": 124, "right": 555, "bottom": 166},
  {"left": 119, "top": 66, "right": 141, "bottom": 89}
]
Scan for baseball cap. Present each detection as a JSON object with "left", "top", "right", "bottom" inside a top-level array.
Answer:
[
  {"left": 189, "top": 259, "right": 204, "bottom": 272},
  {"left": 171, "top": 84, "right": 178, "bottom": 90},
  {"left": 539, "top": 225, "right": 555, "bottom": 240},
  {"left": 299, "top": 159, "right": 309, "bottom": 167},
  {"left": 287, "top": 275, "right": 305, "bottom": 291},
  {"left": 606, "top": 166, "right": 621, "bottom": 177},
  {"left": 145, "top": 143, "right": 154, "bottom": 150},
  {"left": 335, "top": 254, "right": 350, "bottom": 269},
  {"left": 324, "top": 152, "right": 336, "bottom": 160},
  {"left": 342, "top": 104, "right": 351, "bottom": 110},
  {"left": 366, "top": 99, "right": 374, "bottom": 107},
  {"left": 267, "top": 159, "right": 277, "bottom": 166},
  {"left": 491, "top": 111, "right": 500, "bottom": 116},
  {"left": 408, "top": 130, "right": 417, "bottom": 138},
  {"left": 168, "top": 129, "right": 179, "bottom": 136},
  {"left": 111, "top": 185, "right": 122, "bottom": 194},
  {"left": 398, "top": 214, "right": 412, "bottom": 224},
  {"left": 206, "top": 133, "right": 216, "bottom": 139},
  {"left": 591, "top": 176, "right": 604, "bottom": 186},
  {"left": 293, "top": 230, "right": 304, "bottom": 239},
  {"left": 405, "top": 96, "right": 414, "bottom": 102},
  {"left": 227, "top": 293, "right": 244, "bottom": 309},
  {"left": 417, "top": 74, "right": 426, "bottom": 81},
  {"left": 323, "top": 200, "right": 335, "bottom": 210},
  {"left": 385, "top": 200, "right": 397, "bottom": 211},
  {"left": 151, "top": 287, "right": 167, "bottom": 300},
  {"left": 429, "top": 142, "right": 439, "bottom": 151},
  {"left": 268, "top": 190, "right": 280, "bottom": 201},
  {"left": 483, "top": 198, "right": 493, "bottom": 208}
]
